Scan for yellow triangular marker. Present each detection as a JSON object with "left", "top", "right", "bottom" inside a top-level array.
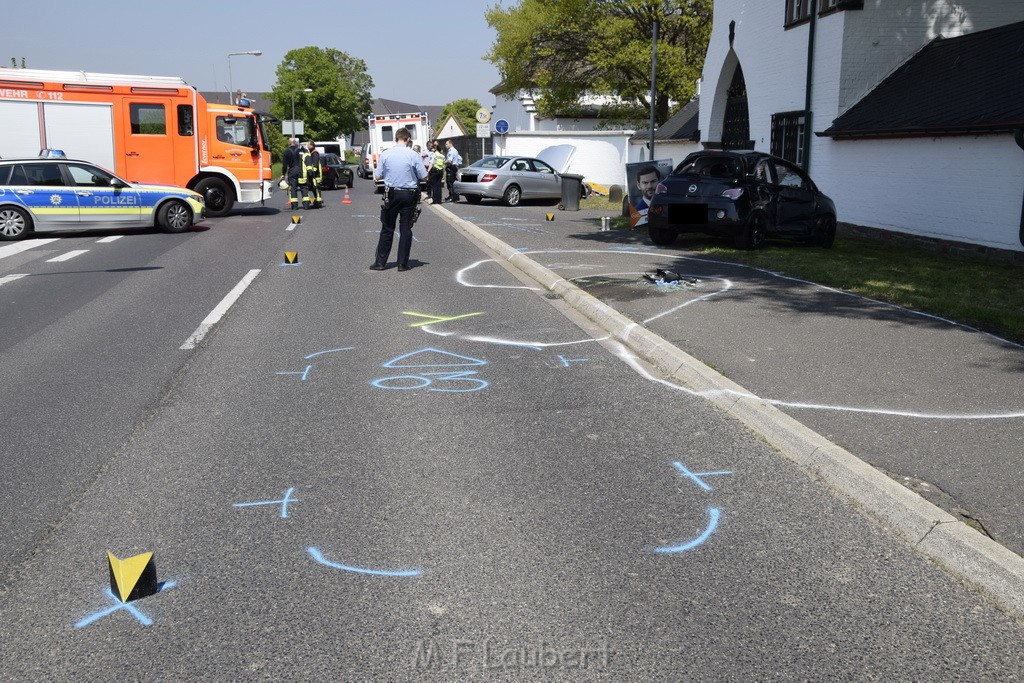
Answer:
[
  {"left": 545, "top": 213, "right": 555, "bottom": 221},
  {"left": 284, "top": 251, "right": 299, "bottom": 264},
  {"left": 291, "top": 215, "right": 301, "bottom": 224},
  {"left": 107, "top": 551, "right": 157, "bottom": 603}
]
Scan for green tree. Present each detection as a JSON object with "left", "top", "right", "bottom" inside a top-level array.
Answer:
[
  {"left": 486, "top": 0, "right": 711, "bottom": 126},
  {"left": 270, "top": 47, "right": 373, "bottom": 144},
  {"left": 435, "top": 98, "right": 482, "bottom": 137}
]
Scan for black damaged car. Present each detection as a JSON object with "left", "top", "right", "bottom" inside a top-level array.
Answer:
[{"left": 646, "top": 151, "right": 837, "bottom": 250}]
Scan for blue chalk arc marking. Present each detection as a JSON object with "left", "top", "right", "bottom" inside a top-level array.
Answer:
[
  {"left": 382, "top": 347, "right": 487, "bottom": 368},
  {"left": 306, "top": 547, "right": 422, "bottom": 577},
  {"left": 655, "top": 508, "right": 721, "bottom": 554}
]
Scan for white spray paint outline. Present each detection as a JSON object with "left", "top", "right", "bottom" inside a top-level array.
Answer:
[{"left": 441, "top": 249, "right": 1024, "bottom": 420}]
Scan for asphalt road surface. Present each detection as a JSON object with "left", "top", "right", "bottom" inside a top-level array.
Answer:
[{"left": 0, "top": 186, "right": 1021, "bottom": 680}]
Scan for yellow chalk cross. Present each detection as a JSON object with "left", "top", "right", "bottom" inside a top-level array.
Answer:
[{"left": 402, "top": 311, "right": 484, "bottom": 328}]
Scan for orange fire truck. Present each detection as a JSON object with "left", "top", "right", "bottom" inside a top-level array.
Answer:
[{"left": 0, "top": 68, "right": 272, "bottom": 216}]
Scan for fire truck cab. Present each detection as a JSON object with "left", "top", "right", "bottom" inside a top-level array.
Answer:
[{"left": 0, "top": 68, "right": 273, "bottom": 216}]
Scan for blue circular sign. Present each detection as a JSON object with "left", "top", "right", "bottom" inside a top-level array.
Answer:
[{"left": 494, "top": 119, "right": 509, "bottom": 135}]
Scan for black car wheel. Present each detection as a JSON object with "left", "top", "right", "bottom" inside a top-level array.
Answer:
[
  {"left": 648, "top": 224, "right": 677, "bottom": 246},
  {"left": 157, "top": 200, "right": 192, "bottom": 233},
  {"left": 503, "top": 185, "right": 522, "bottom": 207},
  {"left": 323, "top": 175, "right": 337, "bottom": 191},
  {"left": 194, "top": 177, "right": 233, "bottom": 217},
  {"left": 735, "top": 211, "right": 768, "bottom": 250},
  {"left": 0, "top": 206, "right": 31, "bottom": 241},
  {"left": 810, "top": 215, "right": 837, "bottom": 248}
]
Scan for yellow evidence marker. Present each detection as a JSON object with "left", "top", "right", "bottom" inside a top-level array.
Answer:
[
  {"left": 545, "top": 212, "right": 555, "bottom": 221},
  {"left": 107, "top": 551, "right": 158, "bottom": 603},
  {"left": 284, "top": 251, "right": 299, "bottom": 264},
  {"left": 291, "top": 215, "right": 302, "bottom": 224}
]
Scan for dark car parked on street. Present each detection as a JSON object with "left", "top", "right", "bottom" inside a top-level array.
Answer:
[
  {"left": 646, "top": 151, "right": 837, "bottom": 249},
  {"left": 320, "top": 153, "right": 353, "bottom": 190}
]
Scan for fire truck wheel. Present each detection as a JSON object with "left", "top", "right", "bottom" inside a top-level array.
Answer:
[
  {"left": 195, "top": 177, "right": 234, "bottom": 217},
  {"left": 157, "top": 200, "right": 192, "bottom": 233}
]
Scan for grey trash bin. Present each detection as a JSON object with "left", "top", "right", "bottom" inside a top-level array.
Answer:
[{"left": 559, "top": 173, "right": 584, "bottom": 211}]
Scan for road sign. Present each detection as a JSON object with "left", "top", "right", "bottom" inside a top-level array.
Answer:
[
  {"left": 494, "top": 119, "right": 509, "bottom": 135},
  {"left": 475, "top": 108, "right": 491, "bottom": 124},
  {"left": 476, "top": 123, "right": 491, "bottom": 139}
]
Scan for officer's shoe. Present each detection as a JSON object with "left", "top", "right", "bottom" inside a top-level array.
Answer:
[{"left": 302, "top": 202, "right": 310, "bottom": 210}]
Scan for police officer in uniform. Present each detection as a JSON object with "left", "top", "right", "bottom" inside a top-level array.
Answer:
[
  {"left": 281, "top": 138, "right": 301, "bottom": 210},
  {"left": 371, "top": 127, "right": 427, "bottom": 271}
]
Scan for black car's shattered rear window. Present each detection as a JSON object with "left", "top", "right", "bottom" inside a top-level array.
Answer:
[{"left": 673, "top": 156, "right": 742, "bottom": 179}]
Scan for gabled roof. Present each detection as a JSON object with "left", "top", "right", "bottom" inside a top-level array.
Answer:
[
  {"left": 822, "top": 20, "right": 1024, "bottom": 139},
  {"left": 631, "top": 97, "right": 700, "bottom": 142},
  {"left": 372, "top": 98, "right": 423, "bottom": 115}
]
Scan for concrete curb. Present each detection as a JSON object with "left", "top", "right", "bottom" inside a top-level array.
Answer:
[{"left": 436, "top": 205, "right": 1024, "bottom": 619}]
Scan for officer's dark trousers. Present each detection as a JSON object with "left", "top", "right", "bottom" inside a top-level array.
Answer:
[
  {"left": 375, "top": 189, "right": 418, "bottom": 267},
  {"left": 428, "top": 169, "right": 443, "bottom": 204},
  {"left": 445, "top": 166, "right": 459, "bottom": 201}
]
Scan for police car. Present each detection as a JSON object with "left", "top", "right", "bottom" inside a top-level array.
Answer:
[{"left": 0, "top": 154, "right": 206, "bottom": 241}]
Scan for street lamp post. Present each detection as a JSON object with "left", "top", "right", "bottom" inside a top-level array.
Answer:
[
  {"left": 227, "top": 50, "right": 262, "bottom": 103},
  {"left": 290, "top": 88, "right": 313, "bottom": 137},
  {"left": 648, "top": 3, "right": 683, "bottom": 161},
  {"left": 648, "top": 18, "right": 659, "bottom": 161}
]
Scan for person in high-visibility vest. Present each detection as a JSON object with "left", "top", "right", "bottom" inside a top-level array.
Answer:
[
  {"left": 305, "top": 141, "right": 323, "bottom": 209},
  {"left": 296, "top": 145, "right": 312, "bottom": 209}
]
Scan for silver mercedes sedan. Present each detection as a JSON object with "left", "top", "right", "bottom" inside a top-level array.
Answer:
[{"left": 453, "top": 156, "right": 562, "bottom": 207}]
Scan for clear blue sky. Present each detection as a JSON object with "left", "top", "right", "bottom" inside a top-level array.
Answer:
[{"left": 5, "top": 0, "right": 504, "bottom": 108}]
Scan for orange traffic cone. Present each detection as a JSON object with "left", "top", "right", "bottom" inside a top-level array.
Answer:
[{"left": 342, "top": 187, "right": 352, "bottom": 204}]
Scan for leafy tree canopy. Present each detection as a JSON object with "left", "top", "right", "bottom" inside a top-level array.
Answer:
[
  {"left": 270, "top": 46, "right": 373, "bottom": 143},
  {"left": 435, "top": 98, "right": 483, "bottom": 137},
  {"left": 485, "top": 0, "right": 712, "bottom": 125}
]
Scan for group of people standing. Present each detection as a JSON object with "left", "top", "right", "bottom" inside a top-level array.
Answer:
[
  {"left": 280, "top": 138, "right": 324, "bottom": 210},
  {"left": 416, "top": 139, "right": 462, "bottom": 205},
  {"left": 280, "top": 130, "right": 465, "bottom": 272}
]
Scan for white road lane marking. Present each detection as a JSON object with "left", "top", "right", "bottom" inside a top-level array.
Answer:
[
  {"left": 0, "top": 274, "right": 28, "bottom": 286},
  {"left": 96, "top": 236, "right": 123, "bottom": 243},
  {"left": 180, "top": 269, "right": 261, "bottom": 350},
  {"left": 0, "top": 239, "right": 60, "bottom": 261},
  {"left": 46, "top": 250, "right": 89, "bottom": 262}
]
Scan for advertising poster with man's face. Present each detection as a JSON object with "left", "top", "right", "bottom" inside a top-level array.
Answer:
[{"left": 626, "top": 159, "right": 674, "bottom": 228}]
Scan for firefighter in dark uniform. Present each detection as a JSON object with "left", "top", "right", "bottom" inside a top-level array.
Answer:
[{"left": 281, "top": 138, "right": 301, "bottom": 210}]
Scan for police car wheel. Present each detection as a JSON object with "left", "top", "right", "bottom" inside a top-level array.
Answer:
[
  {"left": 157, "top": 200, "right": 192, "bottom": 233},
  {"left": 195, "top": 177, "right": 233, "bottom": 218},
  {"left": 0, "top": 206, "right": 31, "bottom": 241}
]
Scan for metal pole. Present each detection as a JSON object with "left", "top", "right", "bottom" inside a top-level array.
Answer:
[
  {"left": 227, "top": 51, "right": 262, "bottom": 104},
  {"left": 649, "top": 18, "right": 659, "bottom": 161}
]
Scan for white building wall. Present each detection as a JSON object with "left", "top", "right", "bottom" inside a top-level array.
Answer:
[
  {"left": 628, "top": 139, "right": 702, "bottom": 168},
  {"left": 830, "top": 135, "right": 1023, "bottom": 251}
]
